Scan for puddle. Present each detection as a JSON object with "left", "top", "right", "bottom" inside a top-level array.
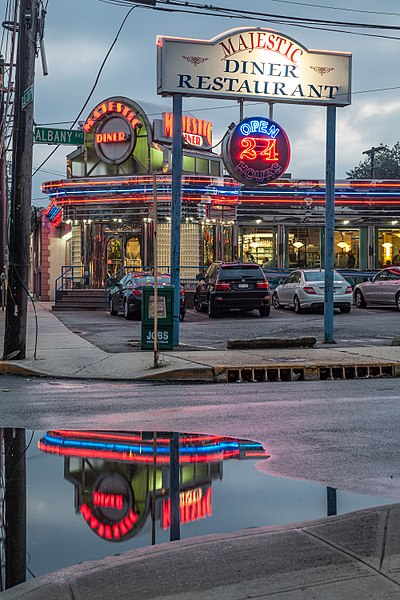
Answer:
[{"left": 1, "top": 429, "right": 394, "bottom": 588}]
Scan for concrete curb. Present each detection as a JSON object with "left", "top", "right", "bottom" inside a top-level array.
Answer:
[
  {"left": 140, "top": 365, "right": 217, "bottom": 382},
  {"left": 0, "top": 361, "right": 39, "bottom": 377}
]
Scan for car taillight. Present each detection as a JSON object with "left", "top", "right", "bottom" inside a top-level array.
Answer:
[
  {"left": 214, "top": 282, "right": 231, "bottom": 291},
  {"left": 256, "top": 280, "right": 269, "bottom": 289},
  {"left": 132, "top": 289, "right": 141, "bottom": 297},
  {"left": 303, "top": 286, "right": 317, "bottom": 294},
  {"left": 345, "top": 285, "right": 353, "bottom": 294}
]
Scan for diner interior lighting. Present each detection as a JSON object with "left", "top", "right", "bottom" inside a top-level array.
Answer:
[
  {"left": 382, "top": 242, "right": 393, "bottom": 258},
  {"left": 343, "top": 220, "right": 349, "bottom": 225},
  {"left": 337, "top": 241, "right": 348, "bottom": 249},
  {"left": 293, "top": 241, "right": 304, "bottom": 249}
]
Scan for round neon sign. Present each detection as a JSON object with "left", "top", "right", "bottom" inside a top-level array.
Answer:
[{"left": 222, "top": 116, "right": 290, "bottom": 185}]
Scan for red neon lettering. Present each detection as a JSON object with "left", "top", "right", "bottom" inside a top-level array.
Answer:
[
  {"left": 239, "top": 137, "right": 257, "bottom": 161},
  {"left": 260, "top": 139, "right": 279, "bottom": 161},
  {"left": 95, "top": 132, "right": 127, "bottom": 144},
  {"left": 80, "top": 504, "right": 138, "bottom": 540},
  {"left": 161, "top": 488, "right": 212, "bottom": 530},
  {"left": 163, "top": 113, "right": 212, "bottom": 145},
  {"left": 93, "top": 491, "right": 124, "bottom": 509},
  {"left": 239, "top": 138, "right": 279, "bottom": 162},
  {"left": 130, "top": 118, "right": 141, "bottom": 130}
]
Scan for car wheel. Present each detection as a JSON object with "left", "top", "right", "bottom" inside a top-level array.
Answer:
[
  {"left": 259, "top": 305, "right": 271, "bottom": 317},
  {"left": 396, "top": 292, "right": 400, "bottom": 312},
  {"left": 272, "top": 292, "right": 281, "bottom": 309},
  {"left": 194, "top": 293, "right": 206, "bottom": 313},
  {"left": 339, "top": 306, "right": 351, "bottom": 314},
  {"left": 109, "top": 298, "right": 117, "bottom": 316},
  {"left": 207, "top": 297, "right": 219, "bottom": 318},
  {"left": 293, "top": 295, "right": 302, "bottom": 313},
  {"left": 123, "top": 301, "right": 134, "bottom": 320},
  {"left": 355, "top": 289, "right": 367, "bottom": 308}
]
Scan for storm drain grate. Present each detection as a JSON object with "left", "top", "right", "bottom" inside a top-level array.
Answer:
[{"left": 225, "top": 364, "right": 396, "bottom": 383}]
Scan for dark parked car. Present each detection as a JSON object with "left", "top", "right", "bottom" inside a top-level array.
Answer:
[
  {"left": 354, "top": 266, "right": 400, "bottom": 310},
  {"left": 194, "top": 262, "right": 270, "bottom": 318},
  {"left": 107, "top": 272, "right": 186, "bottom": 320}
]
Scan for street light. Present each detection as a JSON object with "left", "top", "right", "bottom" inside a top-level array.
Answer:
[{"left": 362, "top": 145, "right": 385, "bottom": 179}]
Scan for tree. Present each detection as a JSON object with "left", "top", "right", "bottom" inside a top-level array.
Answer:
[{"left": 346, "top": 142, "right": 400, "bottom": 179}]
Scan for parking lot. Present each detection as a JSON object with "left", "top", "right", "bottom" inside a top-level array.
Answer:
[{"left": 55, "top": 304, "right": 398, "bottom": 353}]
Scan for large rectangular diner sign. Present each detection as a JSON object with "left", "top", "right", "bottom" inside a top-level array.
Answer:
[{"left": 157, "top": 27, "right": 351, "bottom": 106}]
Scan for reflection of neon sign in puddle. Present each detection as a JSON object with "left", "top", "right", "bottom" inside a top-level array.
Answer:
[
  {"left": 38, "top": 430, "right": 270, "bottom": 542},
  {"left": 38, "top": 430, "right": 270, "bottom": 464},
  {"left": 161, "top": 487, "right": 212, "bottom": 530}
]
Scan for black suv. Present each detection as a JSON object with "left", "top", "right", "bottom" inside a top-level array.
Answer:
[{"left": 194, "top": 262, "right": 270, "bottom": 318}]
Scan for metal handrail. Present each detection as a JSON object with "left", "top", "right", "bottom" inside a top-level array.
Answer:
[{"left": 55, "top": 265, "right": 92, "bottom": 304}]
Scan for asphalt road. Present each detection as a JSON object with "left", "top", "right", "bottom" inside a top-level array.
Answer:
[
  {"left": 1, "top": 375, "right": 399, "bottom": 501},
  {"left": 54, "top": 304, "right": 398, "bottom": 353}
]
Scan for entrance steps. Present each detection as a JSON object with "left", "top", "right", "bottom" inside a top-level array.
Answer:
[{"left": 53, "top": 289, "right": 106, "bottom": 311}]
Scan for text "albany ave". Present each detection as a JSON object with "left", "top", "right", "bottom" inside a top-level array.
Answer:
[{"left": 34, "top": 127, "right": 85, "bottom": 146}]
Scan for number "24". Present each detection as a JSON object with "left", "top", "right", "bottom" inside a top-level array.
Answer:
[{"left": 239, "top": 137, "right": 279, "bottom": 162}]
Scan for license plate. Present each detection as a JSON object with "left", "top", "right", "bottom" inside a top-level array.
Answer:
[{"left": 238, "top": 283, "right": 248, "bottom": 288}]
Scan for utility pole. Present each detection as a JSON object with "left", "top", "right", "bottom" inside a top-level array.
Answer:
[
  {"left": 362, "top": 145, "right": 385, "bottom": 179},
  {"left": 4, "top": 428, "right": 27, "bottom": 589},
  {"left": 3, "top": 0, "right": 39, "bottom": 360},
  {"left": 0, "top": 56, "right": 7, "bottom": 307}
]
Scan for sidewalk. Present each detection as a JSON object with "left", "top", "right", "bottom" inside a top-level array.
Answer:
[
  {"left": 0, "top": 302, "right": 399, "bottom": 382},
  {"left": 4, "top": 504, "right": 400, "bottom": 599}
]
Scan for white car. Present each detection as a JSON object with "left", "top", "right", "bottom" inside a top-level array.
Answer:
[
  {"left": 272, "top": 269, "right": 353, "bottom": 313},
  {"left": 354, "top": 267, "right": 400, "bottom": 310}
]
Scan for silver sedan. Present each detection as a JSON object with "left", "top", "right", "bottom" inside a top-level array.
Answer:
[
  {"left": 354, "top": 267, "right": 400, "bottom": 310},
  {"left": 272, "top": 269, "right": 353, "bottom": 313}
]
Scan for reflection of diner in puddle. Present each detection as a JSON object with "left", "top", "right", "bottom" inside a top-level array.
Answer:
[{"left": 38, "top": 430, "right": 269, "bottom": 542}]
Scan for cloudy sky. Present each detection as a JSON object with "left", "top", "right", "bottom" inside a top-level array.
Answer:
[{"left": 30, "top": 0, "right": 400, "bottom": 206}]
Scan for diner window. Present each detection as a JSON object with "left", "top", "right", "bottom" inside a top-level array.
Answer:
[
  {"left": 195, "top": 158, "right": 208, "bottom": 174},
  {"left": 287, "top": 227, "right": 321, "bottom": 269},
  {"left": 203, "top": 224, "right": 215, "bottom": 265},
  {"left": 183, "top": 156, "right": 196, "bottom": 172},
  {"left": 240, "top": 228, "right": 277, "bottom": 266},
  {"left": 125, "top": 237, "right": 141, "bottom": 268},
  {"left": 334, "top": 229, "right": 360, "bottom": 269},
  {"left": 210, "top": 160, "right": 221, "bottom": 176},
  {"left": 378, "top": 228, "right": 400, "bottom": 268}
]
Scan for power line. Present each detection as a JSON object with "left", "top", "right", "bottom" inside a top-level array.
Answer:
[
  {"left": 271, "top": 0, "right": 400, "bottom": 18},
  {"left": 32, "top": 4, "right": 136, "bottom": 177},
  {"left": 110, "top": 0, "right": 400, "bottom": 31}
]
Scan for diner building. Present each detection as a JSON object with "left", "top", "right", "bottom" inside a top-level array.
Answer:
[{"left": 33, "top": 95, "right": 400, "bottom": 301}]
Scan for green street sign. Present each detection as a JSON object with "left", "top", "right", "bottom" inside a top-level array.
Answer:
[
  {"left": 22, "top": 85, "right": 33, "bottom": 109},
  {"left": 34, "top": 127, "right": 85, "bottom": 145}
]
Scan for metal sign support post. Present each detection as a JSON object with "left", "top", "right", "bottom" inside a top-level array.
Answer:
[
  {"left": 169, "top": 431, "right": 181, "bottom": 541},
  {"left": 171, "top": 94, "right": 183, "bottom": 347},
  {"left": 324, "top": 105, "right": 336, "bottom": 344},
  {"left": 153, "top": 173, "right": 159, "bottom": 367}
]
